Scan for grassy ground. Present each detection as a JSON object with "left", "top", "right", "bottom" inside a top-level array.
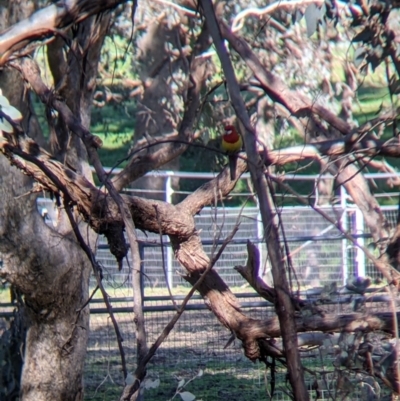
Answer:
[
  {"left": 91, "top": 103, "right": 135, "bottom": 169},
  {"left": 0, "top": 286, "right": 10, "bottom": 304}
]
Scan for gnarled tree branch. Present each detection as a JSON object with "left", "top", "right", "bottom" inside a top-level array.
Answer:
[{"left": 0, "top": 0, "right": 128, "bottom": 64}]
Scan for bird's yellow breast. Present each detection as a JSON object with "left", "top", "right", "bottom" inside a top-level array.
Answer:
[{"left": 222, "top": 134, "right": 243, "bottom": 153}]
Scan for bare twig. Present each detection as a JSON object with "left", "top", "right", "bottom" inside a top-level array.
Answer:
[
  {"left": 264, "top": 135, "right": 400, "bottom": 164},
  {"left": 153, "top": 0, "right": 198, "bottom": 17},
  {"left": 77, "top": 285, "right": 100, "bottom": 313},
  {"left": 234, "top": 241, "right": 275, "bottom": 303},
  {"left": 231, "top": 0, "right": 362, "bottom": 32}
]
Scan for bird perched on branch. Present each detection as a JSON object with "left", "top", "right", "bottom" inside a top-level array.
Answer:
[{"left": 221, "top": 125, "right": 243, "bottom": 180}]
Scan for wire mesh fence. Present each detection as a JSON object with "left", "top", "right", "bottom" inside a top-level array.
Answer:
[
  {"left": 84, "top": 292, "right": 393, "bottom": 400},
  {"left": 80, "top": 202, "right": 398, "bottom": 400},
  {"left": 86, "top": 296, "right": 276, "bottom": 401},
  {"left": 84, "top": 204, "right": 397, "bottom": 291}
]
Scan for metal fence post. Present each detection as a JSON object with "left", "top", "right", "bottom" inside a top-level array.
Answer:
[
  {"left": 165, "top": 173, "right": 174, "bottom": 288},
  {"left": 138, "top": 243, "right": 145, "bottom": 401},
  {"left": 139, "top": 242, "right": 145, "bottom": 306},
  {"left": 257, "top": 210, "right": 264, "bottom": 276},
  {"left": 355, "top": 207, "right": 366, "bottom": 277},
  {"left": 340, "top": 186, "right": 348, "bottom": 285}
]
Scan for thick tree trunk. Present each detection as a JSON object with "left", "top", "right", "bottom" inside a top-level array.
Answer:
[
  {"left": 0, "top": 157, "right": 91, "bottom": 401},
  {"left": 0, "top": 2, "right": 105, "bottom": 399}
]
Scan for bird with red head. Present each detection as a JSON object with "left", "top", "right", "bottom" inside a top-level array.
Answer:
[{"left": 221, "top": 125, "right": 243, "bottom": 180}]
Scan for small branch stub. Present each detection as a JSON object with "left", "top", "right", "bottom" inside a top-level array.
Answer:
[{"left": 235, "top": 240, "right": 275, "bottom": 303}]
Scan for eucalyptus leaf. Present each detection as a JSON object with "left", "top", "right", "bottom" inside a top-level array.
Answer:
[
  {"left": 390, "top": 79, "right": 400, "bottom": 94},
  {"left": 125, "top": 373, "right": 134, "bottom": 385},
  {"left": 305, "top": 4, "right": 319, "bottom": 37},
  {"left": 354, "top": 47, "right": 366, "bottom": 67},
  {"left": 368, "top": 53, "right": 381, "bottom": 71},
  {"left": 0, "top": 95, "right": 10, "bottom": 107},
  {"left": 180, "top": 391, "right": 196, "bottom": 401},
  {"left": 2, "top": 105, "right": 22, "bottom": 121},
  {"left": 353, "top": 27, "right": 373, "bottom": 43},
  {"left": 292, "top": 9, "right": 303, "bottom": 24},
  {"left": 145, "top": 378, "right": 160, "bottom": 389},
  {"left": 0, "top": 117, "right": 13, "bottom": 133}
]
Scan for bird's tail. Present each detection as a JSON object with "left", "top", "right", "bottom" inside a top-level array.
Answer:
[{"left": 228, "top": 155, "right": 237, "bottom": 181}]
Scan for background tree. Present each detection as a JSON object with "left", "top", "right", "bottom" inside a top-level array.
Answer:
[{"left": 1, "top": 1, "right": 400, "bottom": 401}]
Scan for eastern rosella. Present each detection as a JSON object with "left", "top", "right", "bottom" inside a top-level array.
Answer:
[{"left": 221, "top": 125, "right": 243, "bottom": 180}]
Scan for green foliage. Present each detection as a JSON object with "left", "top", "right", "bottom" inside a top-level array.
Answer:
[
  {"left": 91, "top": 101, "right": 135, "bottom": 168},
  {"left": 304, "top": 3, "right": 326, "bottom": 37},
  {"left": 101, "top": 35, "right": 135, "bottom": 80}
]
